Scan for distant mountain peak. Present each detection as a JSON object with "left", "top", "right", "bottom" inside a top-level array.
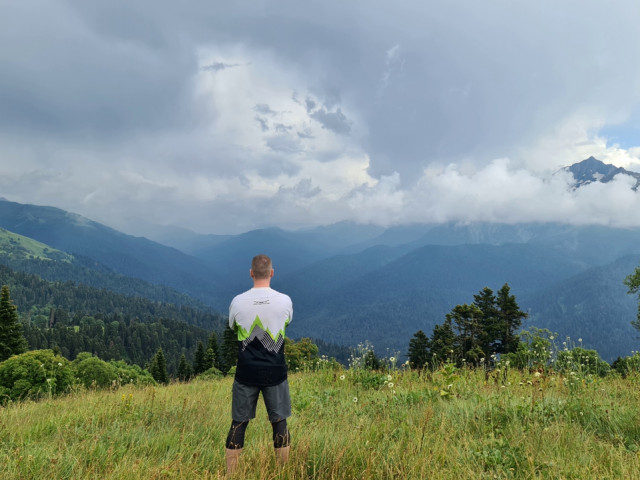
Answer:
[{"left": 564, "top": 157, "right": 640, "bottom": 190}]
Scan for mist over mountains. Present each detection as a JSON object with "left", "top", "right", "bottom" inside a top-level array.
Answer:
[{"left": 0, "top": 157, "right": 639, "bottom": 362}]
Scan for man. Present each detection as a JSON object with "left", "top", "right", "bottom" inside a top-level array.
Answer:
[{"left": 225, "top": 254, "right": 293, "bottom": 474}]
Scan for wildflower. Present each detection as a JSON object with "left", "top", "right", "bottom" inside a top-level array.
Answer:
[
  {"left": 578, "top": 338, "right": 582, "bottom": 343},
  {"left": 353, "top": 397, "right": 358, "bottom": 403},
  {"left": 57, "top": 362, "right": 62, "bottom": 367},
  {"left": 549, "top": 335, "right": 554, "bottom": 340},
  {"left": 534, "top": 371, "right": 541, "bottom": 377},
  {"left": 387, "top": 374, "right": 392, "bottom": 381},
  {"left": 389, "top": 357, "right": 396, "bottom": 363},
  {"left": 447, "top": 384, "right": 453, "bottom": 390},
  {"left": 388, "top": 383, "right": 394, "bottom": 388},
  {"left": 340, "top": 375, "right": 345, "bottom": 381}
]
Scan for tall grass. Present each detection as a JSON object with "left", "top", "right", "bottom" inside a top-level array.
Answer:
[{"left": 1, "top": 366, "right": 639, "bottom": 479}]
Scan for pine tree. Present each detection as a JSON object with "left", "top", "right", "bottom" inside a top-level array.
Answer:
[
  {"left": 429, "top": 317, "right": 456, "bottom": 366},
  {"left": 624, "top": 267, "right": 640, "bottom": 332},
  {"left": 408, "top": 330, "right": 430, "bottom": 370},
  {"left": 193, "top": 341, "right": 207, "bottom": 375},
  {"left": 495, "top": 283, "right": 527, "bottom": 354},
  {"left": 150, "top": 348, "right": 169, "bottom": 384},
  {"left": 220, "top": 327, "right": 238, "bottom": 375},
  {"left": 177, "top": 353, "right": 192, "bottom": 381},
  {"left": 207, "top": 332, "right": 220, "bottom": 370},
  {"left": 0, "top": 285, "right": 27, "bottom": 362}
]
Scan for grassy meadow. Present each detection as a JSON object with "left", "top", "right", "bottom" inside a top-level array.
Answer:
[{"left": 1, "top": 365, "right": 640, "bottom": 479}]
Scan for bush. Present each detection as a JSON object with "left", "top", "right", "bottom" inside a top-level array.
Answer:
[
  {"left": 109, "top": 360, "right": 156, "bottom": 386},
  {"left": 556, "top": 347, "right": 611, "bottom": 377},
  {"left": 612, "top": 353, "right": 640, "bottom": 377},
  {"left": 199, "top": 366, "right": 223, "bottom": 380},
  {"left": 73, "top": 357, "right": 118, "bottom": 389},
  {"left": 0, "top": 350, "right": 74, "bottom": 403}
]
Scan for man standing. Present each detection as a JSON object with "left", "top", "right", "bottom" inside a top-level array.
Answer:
[{"left": 225, "top": 254, "right": 293, "bottom": 475}]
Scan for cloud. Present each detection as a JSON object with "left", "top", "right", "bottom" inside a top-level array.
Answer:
[
  {"left": 309, "top": 108, "right": 352, "bottom": 135},
  {"left": 201, "top": 61, "right": 246, "bottom": 72},
  {"left": 1, "top": 0, "right": 640, "bottom": 234}
]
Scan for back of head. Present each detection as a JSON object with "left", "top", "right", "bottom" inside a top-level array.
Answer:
[{"left": 251, "top": 254, "right": 273, "bottom": 279}]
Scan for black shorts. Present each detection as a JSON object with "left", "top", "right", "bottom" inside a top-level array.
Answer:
[{"left": 231, "top": 379, "right": 291, "bottom": 423}]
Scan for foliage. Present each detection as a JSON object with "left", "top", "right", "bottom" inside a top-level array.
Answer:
[
  {"left": 285, "top": 337, "right": 319, "bottom": 371},
  {"left": 148, "top": 348, "right": 169, "bottom": 385},
  {"left": 218, "top": 326, "right": 238, "bottom": 375},
  {"left": 556, "top": 346, "right": 611, "bottom": 377},
  {"left": 624, "top": 265, "right": 640, "bottom": 331},
  {"left": 0, "top": 285, "right": 27, "bottom": 361},
  {"left": 73, "top": 355, "right": 118, "bottom": 389},
  {"left": 177, "top": 353, "right": 192, "bottom": 382},
  {"left": 3, "top": 369, "right": 640, "bottom": 478},
  {"left": 0, "top": 349, "right": 74, "bottom": 403},
  {"left": 407, "top": 330, "right": 430, "bottom": 369},
  {"left": 612, "top": 352, "right": 640, "bottom": 377},
  {"left": 108, "top": 359, "right": 155, "bottom": 386},
  {"left": 503, "top": 327, "right": 555, "bottom": 371},
  {"left": 192, "top": 341, "right": 208, "bottom": 375},
  {"left": 419, "top": 284, "right": 527, "bottom": 369}
]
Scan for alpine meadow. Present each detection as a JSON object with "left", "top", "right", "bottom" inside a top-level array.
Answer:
[{"left": 2, "top": 163, "right": 640, "bottom": 477}]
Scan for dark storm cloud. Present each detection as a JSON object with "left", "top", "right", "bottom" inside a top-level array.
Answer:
[{"left": 2, "top": 0, "right": 640, "bottom": 233}]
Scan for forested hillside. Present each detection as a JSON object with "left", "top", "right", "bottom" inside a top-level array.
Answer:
[{"left": 0, "top": 263, "right": 226, "bottom": 373}]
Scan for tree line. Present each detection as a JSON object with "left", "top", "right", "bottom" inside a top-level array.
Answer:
[{"left": 408, "top": 283, "right": 527, "bottom": 369}]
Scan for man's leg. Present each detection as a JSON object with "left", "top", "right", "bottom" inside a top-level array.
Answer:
[
  {"left": 271, "top": 419, "right": 291, "bottom": 465},
  {"left": 225, "top": 420, "right": 248, "bottom": 474},
  {"left": 226, "top": 381, "right": 260, "bottom": 475}
]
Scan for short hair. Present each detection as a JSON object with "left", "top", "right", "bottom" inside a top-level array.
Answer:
[{"left": 251, "top": 254, "right": 273, "bottom": 279}]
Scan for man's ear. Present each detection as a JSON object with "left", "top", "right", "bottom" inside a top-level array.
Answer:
[
  {"left": 270, "top": 269, "right": 274, "bottom": 278},
  {"left": 250, "top": 269, "right": 255, "bottom": 278}
]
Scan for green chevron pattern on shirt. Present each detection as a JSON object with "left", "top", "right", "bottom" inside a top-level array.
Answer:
[{"left": 235, "top": 315, "right": 289, "bottom": 341}]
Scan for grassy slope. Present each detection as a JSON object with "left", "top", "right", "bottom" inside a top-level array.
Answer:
[
  {"left": 1, "top": 369, "right": 639, "bottom": 479},
  {"left": 0, "top": 228, "right": 72, "bottom": 262}
]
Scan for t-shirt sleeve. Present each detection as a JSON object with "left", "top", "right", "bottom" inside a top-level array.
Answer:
[
  {"left": 228, "top": 298, "right": 237, "bottom": 330},
  {"left": 285, "top": 296, "right": 293, "bottom": 326}
]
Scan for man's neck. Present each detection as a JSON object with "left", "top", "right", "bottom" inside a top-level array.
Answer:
[{"left": 253, "top": 280, "right": 271, "bottom": 288}]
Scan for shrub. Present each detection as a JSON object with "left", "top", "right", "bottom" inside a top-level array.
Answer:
[
  {"left": 556, "top": 347, "right": 611, "bottom": 377},
  {"left": 109, "top": 360, "right": 156, "bottom": 386},
  {"left": 73, "top": 357, "right": 118, "bottom": 389},
  {"left": 612, "top": 352, "right": 640, "bottom": 377},
  {"left": 0, "top": 350, "right": 74, "bottom": 403},
  {"left": 199, "top": 366, "right": 223, "bottom": 380}
]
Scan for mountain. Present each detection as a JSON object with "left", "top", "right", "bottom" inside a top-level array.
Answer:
[
  {"left": 564, "top": 156, "right": 640, "bottom": 190},
  {"left": 0, "top": 199, "right": 221, "bottom": 303},
  {"left": 521, "top": 255, "right": 640, "bottom": 362},
  {"left": 0, "top": 227, "right": 73, "bottom": 263},
  {"left": 286, "top": 242, "right": 588, "bottom": 355}
]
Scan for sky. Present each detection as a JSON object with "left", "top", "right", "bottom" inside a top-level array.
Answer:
[{"left": 1, "top": 0, "right": 640, "bottom": 235}]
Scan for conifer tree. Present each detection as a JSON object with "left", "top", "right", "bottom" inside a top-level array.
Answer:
[
  {"left": 150, "top": 348, "right": 169, "bottom": 384},
  {"left": 207, "top": 332, "right": 220, "bottom": 369},
  {"left": 495, "top": 283, "right": 527, "bottom": 354},
  {"left": 429, "top": 317, "right": 456, "bottom": 365},
  {"left": 0, "top": 285, "right": 27, "bottom": 362},
  {"left": 408, "top": 330, "right": 430, "bottom": 369},
  {"left": 193, "top": 341, "right": 207, "bottom": 375},
  {"left": 220, "top": 327, "right": 238, "bottom": 375},
  {"left": 624, "top": 267, "right": 640, "bottom": 332},
  {"left": 177, "top": 353, "right": 192, "bottom": 381}
]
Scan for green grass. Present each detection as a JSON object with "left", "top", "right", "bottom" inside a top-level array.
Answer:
[
  {"left": 0, "top": 228, "right": 73, "bottom": 262},
  {"left": 1, "top": 367, "right": 640, "bottom": 479}
]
